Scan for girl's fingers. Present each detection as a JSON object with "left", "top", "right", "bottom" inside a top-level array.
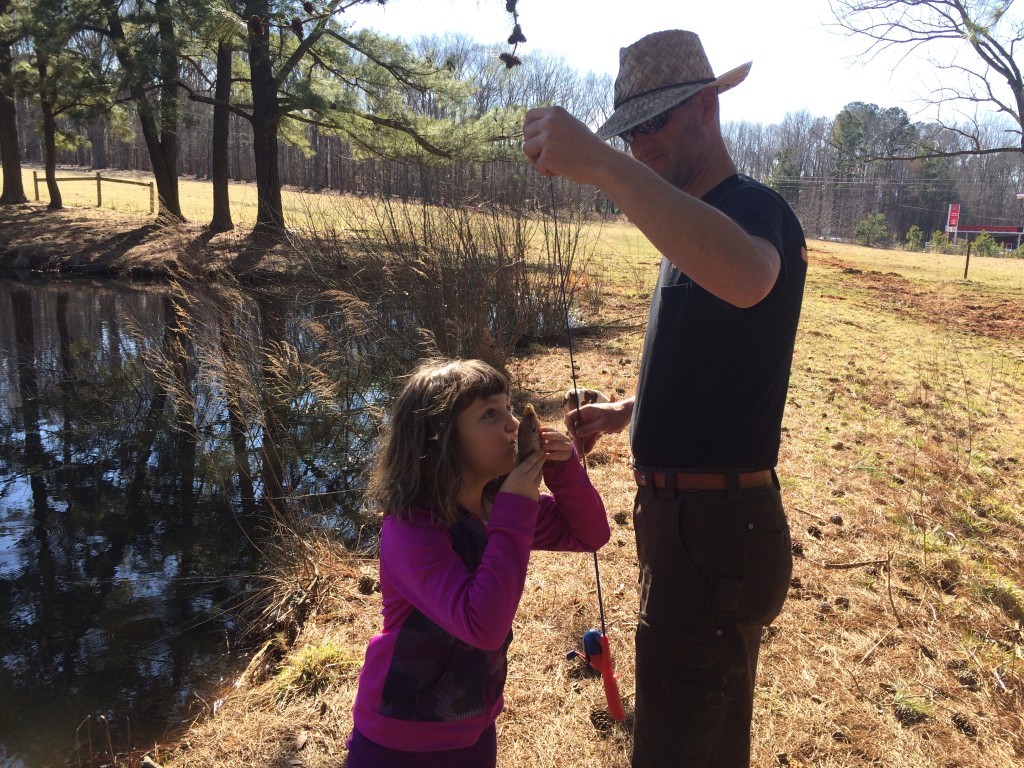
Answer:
[
  {"left": 500, "top": 449, "right": 544, "bottom": 500},
  {"left": 523, "top": 448, "right": 546, "bottom": 479},
  {"left": 539, "top": 427, "right": 574, "bottom": 463}
]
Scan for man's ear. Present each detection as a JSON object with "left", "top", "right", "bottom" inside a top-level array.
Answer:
[{"left": 695, "top": 87, "right": 719, "bottom": 124}]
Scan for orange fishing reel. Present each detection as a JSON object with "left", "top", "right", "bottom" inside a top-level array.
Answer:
[{"left": 566, "top": 628, "right": 625, "bottom": 721}]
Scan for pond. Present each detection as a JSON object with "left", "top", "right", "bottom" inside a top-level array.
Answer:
[{"left": 0, "top": 277, "right": 376, "bottom": 767}]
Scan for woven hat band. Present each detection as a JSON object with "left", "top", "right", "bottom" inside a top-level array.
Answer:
[{"left": 614, "top": 78, "right": 714, "bottom": 110}]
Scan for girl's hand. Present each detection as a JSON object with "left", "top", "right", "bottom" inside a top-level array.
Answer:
[
  {"left": 539, "top": 426, "right": 574, "bottom": 465},
  {"left": 499, "top": 446, "right": 545, "bottom": 501}
]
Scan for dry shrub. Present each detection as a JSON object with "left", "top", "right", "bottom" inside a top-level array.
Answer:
[{"left": 290, "top": 189, "right": 601, "bottom": 370}]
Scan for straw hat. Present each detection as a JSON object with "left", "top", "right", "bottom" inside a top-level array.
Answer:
[{"left": 596, "top": 30, "right": 751, "bottom": 140}]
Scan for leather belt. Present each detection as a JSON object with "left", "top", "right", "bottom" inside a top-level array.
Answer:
[{"left": 634, "top": 469, "right": 774, "bottom": 491}]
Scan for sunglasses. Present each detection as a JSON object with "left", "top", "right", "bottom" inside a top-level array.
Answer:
[
  {"left": 618, "top": 109, "right": 674, "bottom": 143},
  {"left": 618, "top": 95, "right": 696, "bottom": 144}
]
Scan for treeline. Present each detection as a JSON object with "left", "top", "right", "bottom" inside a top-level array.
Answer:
[
  {"left": 725, "top": 106, "right": 1023, "bottom": 248},
  {"left": 9, "top": 34, "right": 614, "bottom": 210},
  {"left": 0, "top": 0, "right": 612, "bottom": 237},
  {"left": 1, "top": 0, "right": 1021, "bottom": 247}
]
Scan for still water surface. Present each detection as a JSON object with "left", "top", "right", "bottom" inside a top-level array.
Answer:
[{"left": 0, "top": 277, "right": 371, "bottom": 767}]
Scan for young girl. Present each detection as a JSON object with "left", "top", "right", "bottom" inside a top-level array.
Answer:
[{"left": 347, "top": 358, "right": 610, "bottom": 768}]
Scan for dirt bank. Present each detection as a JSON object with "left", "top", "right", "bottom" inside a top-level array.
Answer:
[{"left": 0, "top": 204, "right": 295, "bottom": 281}]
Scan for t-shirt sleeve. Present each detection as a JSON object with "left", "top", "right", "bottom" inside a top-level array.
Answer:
[{"left": 719, "top": 185, "right": 787, "bottom": 257}]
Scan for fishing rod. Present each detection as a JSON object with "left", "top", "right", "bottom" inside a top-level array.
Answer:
[{"left": 548, "top": 180, "right": 625, "bottom": 723}]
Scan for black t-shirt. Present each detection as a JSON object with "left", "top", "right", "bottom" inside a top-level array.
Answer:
[{"left": 629, "top": 174, "right": 807, "bottom": 470}]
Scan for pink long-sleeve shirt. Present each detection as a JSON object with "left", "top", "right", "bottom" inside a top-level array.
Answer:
[{"left": 351, "top": 455, "right": 609, "bottom": 751}]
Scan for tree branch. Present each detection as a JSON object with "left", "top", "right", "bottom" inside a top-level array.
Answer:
[
  {"left": 830, "top": 0, "right": 1024, "bottom": 156},
  {"left": 178, "top": 80, "right": 254, "bottom": 122},
  {"left": 286, "top": 108, "right": 453, "bottom": 158}
]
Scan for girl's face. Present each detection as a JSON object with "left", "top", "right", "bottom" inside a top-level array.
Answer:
[{"left": 454, "top": 392, "right": 519, "bottom": 485}]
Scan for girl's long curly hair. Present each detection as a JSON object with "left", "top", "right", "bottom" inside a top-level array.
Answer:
[{"left": 365, "top": 358, "right": 510, "bottom": 525}]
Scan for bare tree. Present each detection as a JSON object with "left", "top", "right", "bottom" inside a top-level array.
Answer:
[{"left": 830, "top": 0, "right": 1024, "bottom": 158}]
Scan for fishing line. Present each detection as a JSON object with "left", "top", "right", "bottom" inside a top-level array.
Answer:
[{"left": 547, "top": 179, "right": 609, "bottom": 639}]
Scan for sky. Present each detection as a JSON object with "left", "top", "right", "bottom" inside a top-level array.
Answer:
[{"left": 347, "top": 0, "right": 997, "bottom": 126}]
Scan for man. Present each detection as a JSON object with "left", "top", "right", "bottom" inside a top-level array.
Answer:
[{"left": 523, "top": 30, "right": 807, "bottom": 768}]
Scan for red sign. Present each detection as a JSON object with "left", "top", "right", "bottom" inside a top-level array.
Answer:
[{"left": 947, "top": 204, "right": 960, "bottom": 229}]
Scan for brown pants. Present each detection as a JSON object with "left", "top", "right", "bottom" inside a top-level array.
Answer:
[{"left": 630, "top": 476, "right": 792, "bottom": 768}]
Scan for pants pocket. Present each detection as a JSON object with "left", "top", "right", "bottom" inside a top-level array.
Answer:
[
  {"left": 700, "top": 490, "right": 792, "bottom": 626},
  {"left": 741, "top": 524, "right": 792, "bottom": 625},
  {"left": 634, "top": 491, "right": 706, "bottom": 628}
]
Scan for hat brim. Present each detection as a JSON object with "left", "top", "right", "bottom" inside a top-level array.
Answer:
[{"left": 596, "top": 61, "right": 752, "bottom": 141}]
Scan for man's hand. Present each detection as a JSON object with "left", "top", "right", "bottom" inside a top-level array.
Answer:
[
  {"left": 563, "top": 398, "right": 634, "bottom": 455},
  {"left": 523, "top": 106, "right": 619, "bottom": 185}
]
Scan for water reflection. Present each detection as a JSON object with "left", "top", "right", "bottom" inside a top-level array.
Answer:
[{"left": 0, "top": 278, "right": 374, "bottom": 767}]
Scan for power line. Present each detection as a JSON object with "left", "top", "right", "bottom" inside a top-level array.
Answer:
[{"left": 764, "top": 176, "right": 1014, "bottom": 191}]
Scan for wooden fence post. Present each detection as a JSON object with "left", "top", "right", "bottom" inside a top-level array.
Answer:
[
  {"left": 96, "top": 172, "right": 102, "bottom": 207},
  {"left": 963, "top": 241, "right": 971, "bottom": 280},
  {"left": 33, "top": 171, "right": 39, "bottom": 201},
  {"left": 150, "top": 182, "right": 155, "bottom": 214}
]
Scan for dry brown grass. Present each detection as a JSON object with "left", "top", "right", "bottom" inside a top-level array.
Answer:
[{"left": 146, "top": 237, "right": 1024, "bottom": 768}]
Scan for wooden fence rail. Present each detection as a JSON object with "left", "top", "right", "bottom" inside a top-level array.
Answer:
[{"left": 32, "top": 171, "right": 156, "bottom": 214}]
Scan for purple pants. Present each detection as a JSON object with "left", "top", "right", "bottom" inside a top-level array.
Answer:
[{"left": 345, "top": 724, "right": 497, "bottom": 768}]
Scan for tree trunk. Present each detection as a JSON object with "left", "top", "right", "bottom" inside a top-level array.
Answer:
[
  {"left": 136, "top": 100, "right": 183, "bottom": 221},
  {"left": 250, "top": 78, "right": 285, "bottom": 236},
  {"left": 88, "top": 121, "right": 108, "bottom": 169},
  {"left": 154, "top": 0, "right": 181, "bottom": 222},
  {"left": 0, "top": 25, "right": 27, "bottom": 205},
  {"left": 37, "top": 52, "right": 63, "bottom": 210},
  {"left": 246, "top": 3, "right": 286, "bottom": 239},
  {"left": 103, "top": 0, "right": 183, "bottom": 221},
  {"left": 209, "top": 39, "right": 234, "bottom": 233},
  {"left": 308, "top": 123, "right": 322, "bottom": 192}
]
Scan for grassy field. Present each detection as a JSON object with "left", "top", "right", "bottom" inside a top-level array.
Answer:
[
  {"left": 5, "top": 166, "right": 1023, "bottom": 766},
  {"left": 151, "top": 239, "right": 1023, "bottom": 766},
  {"left": 9, "top": 165, "right": 324, "bottom": 226}
]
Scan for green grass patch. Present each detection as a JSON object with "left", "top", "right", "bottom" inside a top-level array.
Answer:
[{"left": 274, "top": 639, "right": 360, "bottom": 703}]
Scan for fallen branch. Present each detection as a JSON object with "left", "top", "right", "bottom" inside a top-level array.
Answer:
[
  {"left": 992, "top": 667, "right": 1011, "bottom": 694},
  {"left": 885, "top": 551, "right": 903, "bottom": 629},
  {"left": 860, "top": 627, "right": 896, "bottom": 665},
  {"left": 809, "top": 552, "right": 902, "bottom": 627},
  {"left": 811, "top": 557, "right": 890, "bottom": 570}
]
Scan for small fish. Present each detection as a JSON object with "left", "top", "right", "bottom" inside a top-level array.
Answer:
[
  {"left": 517, "top": 403, "right": 542, "bottom": 463},
  {"left": 561, "top": 388, "right": 610, "bottom": 414}
]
